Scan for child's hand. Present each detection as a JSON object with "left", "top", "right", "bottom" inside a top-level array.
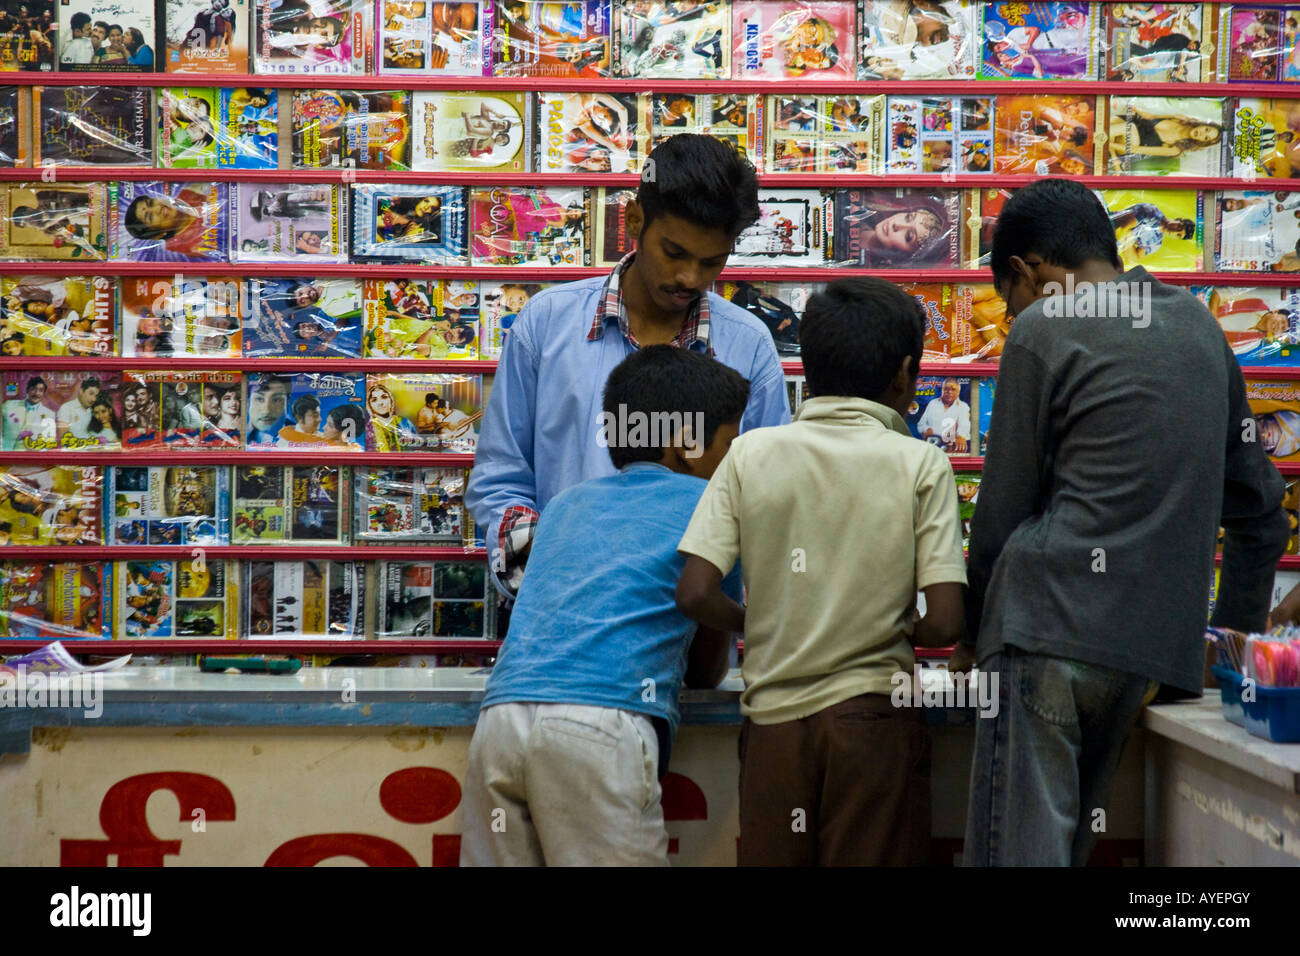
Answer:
[{"left": 948, "top": 642, "right": 977, "bottom": 675}]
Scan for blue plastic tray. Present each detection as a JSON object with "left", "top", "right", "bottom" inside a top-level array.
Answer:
[
  {"left": 1211, "top": 665, "right": 1300, "bottom": 743},
  {"left": 1211, "top": 666, "right": 1246, "bottom": 728}
]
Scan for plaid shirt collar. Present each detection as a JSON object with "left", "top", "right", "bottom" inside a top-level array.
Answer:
[{"left": 587, "top": 252, "right": 712, "bottom": 353}]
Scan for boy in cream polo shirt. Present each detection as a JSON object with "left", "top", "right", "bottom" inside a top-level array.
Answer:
[{"left": 676, "top": 277, "right": 968, "bottom": 866}]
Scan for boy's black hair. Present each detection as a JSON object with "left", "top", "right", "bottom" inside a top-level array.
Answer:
[
  {"left": 602, "top": 345, "right": 749, "bottom": 469},
  {"left": 636, "top": 134, "right": 760, "bottom": 238},
  {"left": 292, "top": 394, "right": 319, "bottom": 419},
  {"left": 990, "top": 179, "right": 1122, "bottom": 288},
  {"left": 800, "top": 278, "right": 924, "bottom": 401}
]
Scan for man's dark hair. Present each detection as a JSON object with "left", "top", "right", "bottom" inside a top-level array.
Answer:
[
  {"left": 602, "top": 345, "right": 750, "bottom": 469},
  {"left": 990, "top": 179, "right": 1122, "bottom": 289},
  {"left": 251, "top": 374, "right": 290, "bottom": 395},
  {"left": 800, "top": 278, "right": 924, "bottom": 401},
  {"left": 125, "top": 196, "right": 182, "bottom": 241},
  {"left": 636, "top": 134, "right": 760, "bottom": 238},
  {"left": 70, "top": 11, "right": 88, "bottom": 30},
  {"left": 292, "top": 395, "right": 319, "bottom": 420},
  {"left": 79, "top": 376, "right": 100, "bottom": 392},
  {"left": 25, "top": 375, "right": 44, "bottom": 393}
]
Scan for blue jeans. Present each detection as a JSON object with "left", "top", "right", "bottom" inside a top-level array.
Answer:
[{"left": 963, "top": 648, "right": 1159, "bottom": 866}]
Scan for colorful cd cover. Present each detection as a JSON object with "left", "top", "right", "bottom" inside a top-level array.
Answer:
[
  {"left": 165, "top": 0, "right": 249, "bottom": 71},
  {"left": 2, "top": 370, "right": 121, "bottom": 451},
  {"left": 229, "top": 181, "right": 348, "bottom": 263},
  {"left": 978, "top": 1, "right": 1096, "bottom": 79},
  {"left": 536, "top": 91, "right": 638, "bottom": 173},
  {"left": 613, "top": 1, "right": 729, "bottom": 78},
  {"left": 992, "top": 94, "right": 1099, "bottom": 175},
  {"left": 247, "top": 277, "right": 362, "bottom": 357},
  {"left": 732, "top": 189, "right": 832, "bottom": 266},
  {"left": 244, "top": 370, "right": 365, "bottom": 450},
  {"left": 0, "top": 275, "right": 115, "bottom": 357},
  {"left": 57, "top": 0, "right": 160, "bottom": 70},
  {"left": 1194, "top": 286, "right": 1300, "bottom": 365},
  {"left": 378, "top": 559, "right": 494, "bottom": 638},
  {"left": 377, "top": 0, "right": 490, "bottom": 75},
  {"left": 33, "top": 86, "right": 152, "bottom": 166},
  {"left": 492, "top": 0, "right": 611, "bottom": 77},
  {"left": 884, "top": 95, "right": 991, "bottom": 174},
  {"left": 413, "top": 91, "right": 532, "bottom": 172},
  {"left": 0, "top": 85, "right": 23, "bottom": 165},
  {"left": 954, "top": 471, "right": 979, "bottom": 548},
  {"left": 832, "top": 187, "right": 960, "bottom": 268},
  {"left": 0, "top": 183, "right": 109, "bottom": 261},
  {"left": 732, "top": 1, "right": 856, "bottom": 79},
  {"left": 468, "top": 185, "right": 588, "bottom": 266},
  {"left": 592, "top": 186, "right": 634, "bottom": 267},
  {"left": 1247, "top": 379, "right": 1300, "bottom": 460},
  {"left": 1101, "top": 3, "right": 1208, "bottom": 82},
  {"left": 363, "top": 278, "right": 479, "bottom": 359},
  {"left": 352, "top": 183, "right": 467, "bottom": 263},
  {"left": 646, "top": 92, "right": 760, "bottom": 164},
  {"left": 120, "top": 275, "right": 243, "bottom": 357},
  {"left": 107, "top": 465, "right": 229, "bottom": 546},
  {"left": 364, "top": 372, "right": 482, "bottom": 453},
  {"left": 951, "top": 285, "right": 1011, "bottom": 362},
  {"left": 245, "top": 559, "right": 363, "bottom": 638},
  {"left": 232, "top": 464, "right": 349, "bottom": 544},
  {"left": 110, "top": 181, "right": 230, "bottom": 263},
  {"left": 1216, "top": 190, "right": 1300, "bottom": 272},
  {"left": 114, "top": 558, "right": 237, "bottom": 638},
  {"left": 119, "top": 370, "right": 242, "bottom": 449},
  {"left": 1228, "top": 97, "right": 1300, "bottom": 177},
  {"left": 1107, "top": 95, "right": 1226, "bottom": 176},
  {"left": 716, "top": 280, "right": 813, "bottom": 355},
  {"left": 1104, "top": 188, "right": 1204, "bottom": 271},
  {"left": 858, "top": 0, "right": 975, "bottom": 79},
  {"left": 253, "top": 0, "right": 366, "bottom": 74},
  {"left": 356, "top": 466, "right": 469, "bottom": 543},
  {"left": 0, "top": 562, "right": 107, "bottom": 640},
  {"left": 906, "top": 375, "right": 972, "bottom": 455},
  {"left": 1221, "top": 4, "right": 1289, "bottom": 82},
  {"left": 159, "top": 87, "right": 278, "bottom": 169},
  {"left": 0, "top": 464, "right": 103, "bottom": 544},
  {"left": 292, "top": 89, "right": 411, "bottom": 169},
  {"left": 765, "top": 93, "right": 885, "bottom": 173},
  {"left": 480, "top": 279, "right": 547, "bottom": 358},
  {"left": 0, "top": 0, "right": 56, "bottom": 71}
]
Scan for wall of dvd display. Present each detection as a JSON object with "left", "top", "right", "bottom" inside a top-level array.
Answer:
[{"left": 3, "top": 1, "right": 1300, "bottom": 649}]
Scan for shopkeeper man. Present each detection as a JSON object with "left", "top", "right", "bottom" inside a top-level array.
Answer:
[{"left": 468, "top": 133, "right": 790, "bottom": 595}]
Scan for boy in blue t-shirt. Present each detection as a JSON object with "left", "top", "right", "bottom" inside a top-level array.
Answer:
[{"left": 459, "top": 346, "right": 749, "bottom": 867}]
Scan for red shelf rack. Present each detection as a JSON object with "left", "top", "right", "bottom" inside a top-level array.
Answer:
[
  {"left": 0, "top": 356, "right": 500, "bottom": 373},
  {"left": 0, "top": 450, "right": 473, "bottom": 465},
  {"left": 0, "top": 546, "right": 487, "bottom": 561},
  {"left": 0, "top": 638, "right": 501, "bottom": 653}
]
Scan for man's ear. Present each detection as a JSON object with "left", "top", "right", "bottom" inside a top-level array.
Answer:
[
  {"left": 889, "top": 354, "right": 915, "bottom": 396},
  {"left": 625, "top": 199, "right": 644, "bottom": 246}
]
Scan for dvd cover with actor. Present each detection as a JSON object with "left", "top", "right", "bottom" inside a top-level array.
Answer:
[
  {"left": 731, "top": 189, "right": 832, "bottom": 266},
  {"left": 0, "top": 275, "right": 114, "bottom": 357},
  {"left": 244, "top": 558, "right": 363, "bottom": 638},
  {"left": 414, "top": 90, "right": 532, "bottom": 172},
  {"left": 363, "top": 278, "right": 479, "bottom": 359},
  {"left": 766, "top": 93, "right": 885, "bottom": 173},
  {"left": 165, "top": 0, "right": 248, "bottom": 70},
  {"left": 229, "top": 181, "right": 348, "bottom": 264},
  {"left": 0, "top": 562, "right": 106, "bottom": 639},
  {"left": 832, "top": 187, "right": 960, "bottom": 268},
  {"left": 120, "top": 370, "right": 242, "bottom": 448},
  {"left": 479, "top": 279, "right": 547, "bottom": 358},
  {"left": 906, "top": 375, "right": 972, "bottom": 454},
  {"left": 244, "top": 370, "right": 365, "bottom": 450},
  {"left": 0, "top": 86, "right": 22, "bottom": 164},
  {"left": 1194, "top": 285, "right": 1300, "bottom": 365},
  {"left": 292, "top": 89, "right": 411, "bottom": 170},
  {"left": 232, "top": 464, "right": 348, "bottom": 544},
  {"left": 1217, "top": 189, "right": 1300, "bottom": 272},
  {"left": 646, "top": 92, "right": 760, "bottom": 164},
  {"left": 57, "top": 0, "right": 160, "bottom": 70},
  {"left": 992, "top": 93, "right": 1099, "bottom": 175},
  {"left": 1, "top": 369, "right": 120, "bottom": 451},
  {"left": 468, "top": 185, "right": 588, "bottom": 266},
  {"left": 110, "top": 181, "right": 230, "bottom": 263},
  {"left": 1228, "top": 97, "right": 1300, "bottom": 177},
  {"left": 159, "top": 87, "right": 278, "bottom": 169},
  {"left": 355, "top": 466, "right": 469, "bottom": 543},
  {"left": 120, "top": 275, "right": 242, "bottom": 357},
  {"left": 716, "top": 280, "right": 814, "bottom": 355},
  {"left": 0, "top": 464, "right": 102, "bottom": 544},
  {"left": 107, "top": 464, "right": 229, "bottom": 546},
  {"left": 0, "top": 183, "right": 109, "bottom": 261},
  {"left": 364, "top": 372, "right": 482, "bottom": 453},
  {"left": 884, "top": 95, "right": 991, "bottom": 174},
  {"left": 115, "top": 557, "right": 237, "bottom": 638},
  {"left": 1101, "top": 2, "right": 1207, "bottom": 82},
  {"left": 377, "top": 0, "right": 490, "bottom": 75},
  {"left": 246, "top": 277, "right": 362, "bottom": 357},
  {"left": 534, "top": 91, "right": 634, "bottom": 173},
  {"left": 732, "top": 1, "right": 856, "bottom": 79},
  {"left": 378, "top": 559, "right": 494, "bottom": 638},
  {"left": 492, "top": 0, "right": 611, "bottom": 78},
  {"left": 1106, "top": 95, "right": 1225, "bottom": 175},
  {"left": 352, "top": 183, "right": 466, "bottom": 263},
  {"left": 33, "top": 86, "right": 152, "bottom": 166},
  {"left": 858, "top": 0, "right": 974, "bottom": 79},
  {"left": 1104, "top": 187, "right": 1204, "bottom": 271},
  {"left": 1247, "top": 379, "right": 1300, "bottom": 460},
  {"left": 1221, "top": 4, "right": 1284, "bottom": 82},
  {"left": 613, "top": 0, "right": 728, "bottom": 78},
  {"left": 978, "top": 1, "right": 1095, "bottom": 79},
  {"left": 0, "top": 0, "right": 56, "bottom": 71},
  {"left": 253, "top": 0, "right": 366, "bottom": 74}
]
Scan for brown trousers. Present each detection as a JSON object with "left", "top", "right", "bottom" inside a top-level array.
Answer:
[{"left": 738, "top": 692, "right": 932, "bottom": 866}]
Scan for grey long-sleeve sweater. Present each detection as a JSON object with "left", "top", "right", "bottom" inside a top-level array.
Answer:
[{"left": 965, "top": 266, "right": 1290, "bottom": 694}]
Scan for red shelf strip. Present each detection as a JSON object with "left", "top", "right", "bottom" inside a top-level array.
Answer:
[
  {"left": 0, "top": 356, "right": 501, "bottom": 373},
  {"left": 0, "top": 546, "right": 487, "bottom": 561},
  {"left": 0, "top": 639, "right": 502, "bottom": 654},
  {"left": 0, "top": 451, "right": 473, "bottom": 465}
]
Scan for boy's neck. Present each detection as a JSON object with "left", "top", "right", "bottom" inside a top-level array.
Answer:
[
  {"left": 1063, "top": 259, "right": 1126, "bottom": 286},
  {"left": 621, "top": 258, "right": 687, "bottom": 346}
]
